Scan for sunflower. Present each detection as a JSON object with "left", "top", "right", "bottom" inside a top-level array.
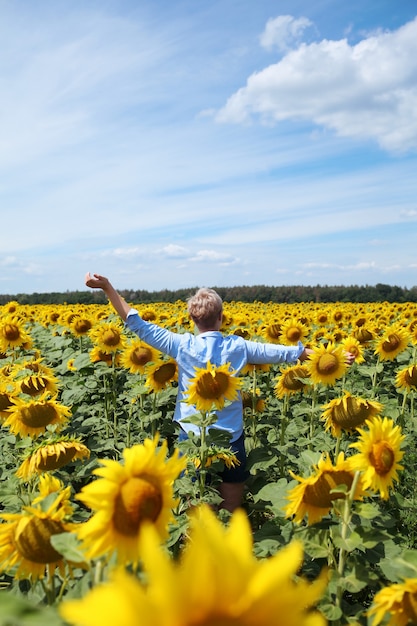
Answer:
[
  {"left": 75, "top": 436, "right": 186, "bottom": 565},
  {"left": 16, "top": 436, "right": 91, "bottom": 479},
  {"left": 145, "top": 359, "right": 178, "bottom": 392},
  {"left": 17, "top": 370, "right": 60, "bottom": 397},
  {"left": 185, "top": 361, "right": 242, "bottom": 412},
  {"left": 3, "top": 392, "right": 71, "bottom": 438},
  {"left": 340, "top": 336, "right": 365, "bottom": 364},
  {"left": 264, "top": 322, "right": 282, "bottom": 343},
  {"left": 321, "top": 392, "right": 383, "bottom": 437},
  {"left": 396, "top": 363, "right": 417, "bottom": 391},
  {"left": 121, "top": 339, "right": 159, "bottom": 374},
  {"left": 61, "top": 505, "right": 327, "bottom": 626},
  {"left": 70, "top": 316, "right": 94, "bottom": 337},
  {"left": 0, "top": 316, "right": 32, "bottom": 352},
  {"left": 305, "top": 343, "right": 348, "bottom": 386},
  {"left": 374, "top": 325, "right": 410, "bottom": 361},
  {"left": 285, "top": 452, "right": 366, "bottom": 525},
  {"left": 89, "top": 346, "right": 121, "bottom": 367},
  {"left": 368, "top": 577, "right": 417, "bottom": 626},
  {"left": 279, "top": 318, "right": 309, "bottom": 345},
  {"left": 353, "top": 326, "right": 375, "bottom": 344},
  {"left": 240, "top": 362, "right": 271, "bottom": 375},
  {"left": 347, "top": 416, "right": 405, "bottom": 500},
  {"left": 241, "top": 390, "right": 266, "bottom": 412},
  {"left": 88, "top": 321, "right": 126, "bottom": 354},
  {"left": 189, "top": 446, "right": 240, "bottom": 470},
  {"left": 275, "top": 364, "right": 310, "bottom": 398},
  {"left": 0, "top": 379, "right": 16, "bottom": 419},
  {"left": 0, "top": 477, "right": 74, "bottom": 580}
]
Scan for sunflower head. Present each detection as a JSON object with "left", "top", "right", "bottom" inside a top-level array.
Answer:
[
  {"left": 275, "top": 364, "right": 310, "bottom": 398},
  {"left": 368, "top": 578, "right": 417, "bottom": 626},
  {"left": 75, "top": 436, "right": 186, "bottom": 565},
  {"left": 121, "top": 340, "right": 159, "bottom": 374},
  {"left": 3, "top": 392, "right": 71, "bottom": 438},
  {"left": 285, "top": 452, "right": 366, "bottom": 525},
  {"left": 321, "top": 392, "right": 383, "bottom": 437},
  {"left": 185, "top": 361, "right": 242, "bottom": 412},
  {"left": 88, "top": 321, "right": 126, "bottom": 354},
  {"left": 348, "top": 416, "right": 406, "bottom": 500},
  {"left": 145, "top": 359, "right": 178, "bottom": 392},
  {"left": 16, "top": 436, "right": 91, "bottom": 479},
  {"left": 279, "top": 318, "right": 309, "bottom": 345},
  {"left": 305, "top": 342, "right": 348, "bottom": 386},
  {"left": 61, "top": 505, "right": 327, "bottom": 626},
  {"left": 396, "top": 364, "right": 417, "bottom": 391},
  {"left": 374, "top": 325, "right": 409, "bottom": 361},
  {"left": 0, "top": 475, "right": 74, "bottom": 580}
]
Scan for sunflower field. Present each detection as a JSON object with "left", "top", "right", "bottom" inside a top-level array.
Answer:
[{"left": 0, "top": 297, "right": 416, "bottom": 626}]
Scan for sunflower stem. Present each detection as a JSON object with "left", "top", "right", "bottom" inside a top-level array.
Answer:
[
  {"left": 198, "top": 415, "right": 208, "bottom": 499},
  {"left": 250, "top": 367, "right": 258, "bottom": 449},
  {"left": 370, "top": 355, "right": 381, "bottom": 398},
  {"left": 335, "top": 470, "right": 361, "bottom": 615},
  {"left": 279, "top": 395, "right": 289, "bottom": 478},
  {"left": 334, "top": 434, "right": 341, "bottom": 461},
  {"left": 308, "top": 386, "right": 318, "bottom": 449},
  {"left": 112, "top": 354, "right": 118, "bottom": 444}
]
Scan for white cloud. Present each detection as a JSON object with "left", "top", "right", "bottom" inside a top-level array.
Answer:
[
  {"left": 216, "top": 17, "right": 417, "bottom": 153},
  {"left": 259, "top": 15, "right": 313, "bottom": 52},
  {"left": 158, "top": 245, "right": 190, "bottom": 258},
  {"left": 191, "top": 250, "right": 240, "bottom": 266}
]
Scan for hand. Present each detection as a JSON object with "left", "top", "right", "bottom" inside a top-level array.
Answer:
[
  {"left": 344, "top": 351, "right": 356, "bottom": 365},
  {"left": 85, "top": 272, "right": 111, "bottom": 290}
]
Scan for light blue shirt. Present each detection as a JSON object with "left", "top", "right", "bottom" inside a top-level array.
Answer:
[{"left": 125, "top": 309, "right": 304, "bottom": 441}]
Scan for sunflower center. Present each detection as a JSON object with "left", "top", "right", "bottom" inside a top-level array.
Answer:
[
  {"left": 369, "top": 442, "right": 395, "bottom": 475},
  {"left": 37, "top": 448, "right": 77, "bottom": 471},
  {"left": 132, "top": 347, "right": 153, "bottom": 366},
  {"left": 3, "top": 324, "right": 21, "bottom": 341},
  {"left": 405, "top": 366, "right": 417, "bottom": 387},
  {"left": 0, "top": 392, "right": 12, "bottom": 412},
  {"left": 15, "top": 517, "right": 64, "bottom": 563},
  {"left": 74, "top": 319, "right": 92, "bottom": 334},
  {"left": 317, "top": 354, "right": 339, "bottom": 376},
  {"left": 20, "top": 376, "right": 49, "bottom": 396},
  {"left": 196, "top": 371, "right": 230, "bottom": 400},
  {"left": 282, "top": 367, "right": 308, "bottom": 391},
  {"left": 286, "top": 327, "right": 302, "bottom": 342},
  {"left": 20, "top": 403, "right": 58, "bottom": 428},
  {"left": 102, "top": 329, "right": 122, "bottom": 347},
  {"left": 153, "top": 362, "right": 177, "bottom": 384},
  {"left": 303, "top": 471, "right": 353, "bottom": 507},
  {"left": 267, "top": 324, "right": 281, "bottom": 340},
  {"left": 403, "top": 591, "right": 417, "bottom": 623},
  {"left": 113, "top": 476, "right": 163, "bottom": 536},
  {"left": 332, "top": 398, "right": 373, "bottom": 429},
  {"left": 381, "top": 334, "right": 401, "bottom": 353},
  {"left": 355, "top": 328, "right": 373, "bottom": 343}
]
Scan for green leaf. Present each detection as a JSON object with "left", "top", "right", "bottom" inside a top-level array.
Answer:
[
  {"left": 50, "top": 532, "right": 87, "bottom": 563},
  {"left": 319, "top": 603, "right": 343, "bottom": 620}
]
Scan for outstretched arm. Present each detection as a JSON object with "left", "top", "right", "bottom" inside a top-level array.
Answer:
[{"left": 85, "top": 273, "right": 131, "bottom": 321}]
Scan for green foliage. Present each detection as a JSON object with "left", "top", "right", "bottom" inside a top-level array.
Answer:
[{"left": 0, "top": 303, "right": 416, "bottom": 626}]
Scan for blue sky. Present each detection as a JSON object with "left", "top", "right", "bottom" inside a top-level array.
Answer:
[{"left": 1, "top": 0, "right": 417, "bottom": 295}]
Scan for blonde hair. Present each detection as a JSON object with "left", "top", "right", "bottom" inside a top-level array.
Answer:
[{"left": 187, "top": 288, "right": 223, "bottom": 329}]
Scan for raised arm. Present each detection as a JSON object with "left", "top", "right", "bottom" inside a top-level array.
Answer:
[{"left": 85, "top": 272, "right": 131, "bottom": 321}]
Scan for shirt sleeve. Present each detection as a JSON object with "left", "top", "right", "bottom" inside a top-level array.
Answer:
[
  {"left": 124, "top": 309, "right": 182, "bottom": 358},
  {"left": 244, "top": 339, "right": 305, "bottom": 364}
]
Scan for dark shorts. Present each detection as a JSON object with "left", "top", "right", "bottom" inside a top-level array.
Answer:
[
  {"left": 178, "top": 429, "right": 249, "bottom": 484},
  {"left": 220, "top": 432, "right": 250, "bottom": 484}
]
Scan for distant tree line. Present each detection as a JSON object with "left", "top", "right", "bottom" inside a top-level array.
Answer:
[{"left": 1, "top": 283, "right": 417, "bottom": 305}]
